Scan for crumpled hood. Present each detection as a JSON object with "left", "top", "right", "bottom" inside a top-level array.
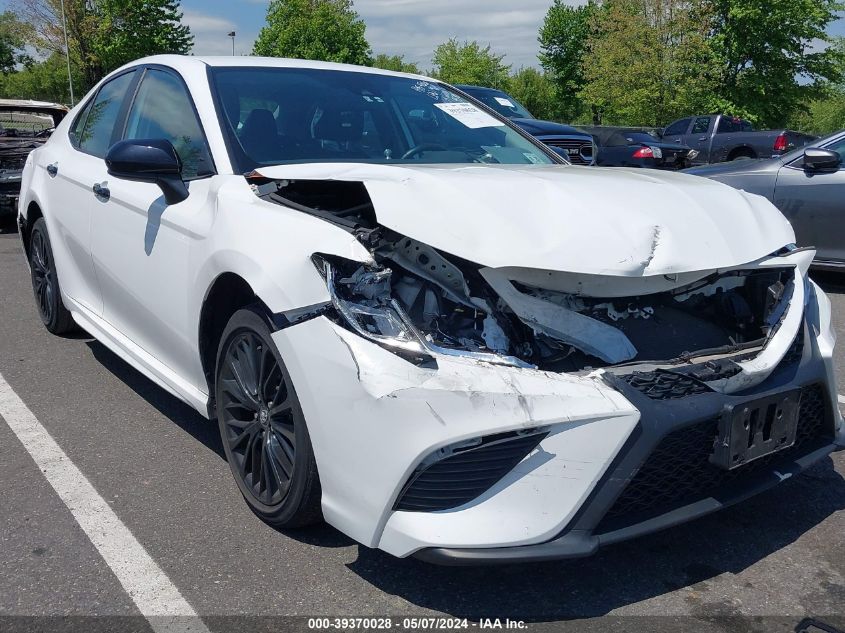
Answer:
[{"left": 254, "top": 163, "right": 795, "bottom": 277}]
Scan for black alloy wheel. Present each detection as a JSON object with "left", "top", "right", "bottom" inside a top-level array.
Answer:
[
  {"left": 29, "top": 217, "right": 74, "bottom": 334},
  {"left": 216, "top": 308, "right": 322, "bottom": 528}
]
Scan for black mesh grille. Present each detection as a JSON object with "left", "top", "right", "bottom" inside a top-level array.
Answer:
[
  {"left": 543, "top": 139, "right": 593, "bottom": 164},
  {"left": 596, "top": 384, "right": 831, "bottom": 532},
  {"left": 621, "top": 370, "right": 713, "bottom": 400},
  {"left": 395, "top": 431, "right": 547, "bottom": 512}
]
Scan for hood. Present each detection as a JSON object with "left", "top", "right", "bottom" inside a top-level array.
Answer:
[
  {"left": 254, "top": 163, "right": 795, "bottom": 277},
  {"left": 510, "top": 118, "right": 588, "bottom": 138},
  {"left": 685, "top": 157, "right": 781, "bottom": 177}
]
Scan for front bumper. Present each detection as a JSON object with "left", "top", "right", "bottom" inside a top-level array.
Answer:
[{"left": 271, "top": 278, "right": 842, "bottom": 563}]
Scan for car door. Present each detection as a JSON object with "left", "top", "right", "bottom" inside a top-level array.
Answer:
[
  {"left": 682, "top": 116, "right": 714, "bottom": 163},
  {"left": 773, "top": 135, "right": 845, "bottom": 264},
  {"left": 42, "top": 69, "right": 138, "bottom": 316},
  {"left": 88, "top": 66, "right": 216, "bottom": 389}
]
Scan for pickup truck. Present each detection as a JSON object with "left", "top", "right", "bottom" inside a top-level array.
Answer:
[{"left": 660, "top": 114, "right": 815, "bottom": 165}]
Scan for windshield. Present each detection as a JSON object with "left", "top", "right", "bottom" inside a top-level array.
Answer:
[
  {"left": 210, "top": 67, "right": 554, "bottom": 171},
  {"left": 459, "top": 88, "right": 534, "bottom": 120}
]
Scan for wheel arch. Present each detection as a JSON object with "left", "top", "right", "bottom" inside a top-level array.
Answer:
[
  {"left": 198, "top": 271, "right": 275, "bottom": 415},
  {"left": 21, "top": 200, "right": 45, "bottom": 260},
  {"left": 728, "top": 145, "right": 757, "bottom": 160}
]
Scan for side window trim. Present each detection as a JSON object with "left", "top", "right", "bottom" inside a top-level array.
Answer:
[
  {"left": 121, "top": 64, "right": 217, "bottom": 179},
  {"left": 68, "top": 99, "right": 94, "bottom": 149},
  {"left": 73, "top": 68, "right": 141, "bottom": 159}
]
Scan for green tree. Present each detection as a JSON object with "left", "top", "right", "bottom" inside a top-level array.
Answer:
[
  {"left": 579, "top": 0, "right": 718, "bottom": 126},
  {"left": 508, "top": 67, "right": 556, "bottom": 120},
  {"left": 254, "top": 0, "right": 371, "bottom": 65},
  {"left": 789, "top": 38, "right": 845, "bottom": 134},
  {"left": 703, "top": 0, "right": 845, "bottom": 127},
  {"left": 15, "top": 0, "right": 192, "bottom": 92},
  {"left": 0, "top": 11, "right": 33, "bottom": 74},
  {"left": 370, "top": 53, "right": 420, "bottom": 74},
  {"left": 539, "top": 0, "right": 598, "bottom": 121},
  {"left": 93, "top": 0, "right": 192, "bottom": 74},
  {"left": 0, "top": 53, "right": 82, "bottom": 102},
  {"left": 431, "top": 39, "right": 510, "bottom": 88}
]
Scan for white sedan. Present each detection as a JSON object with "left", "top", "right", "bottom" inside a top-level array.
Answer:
[{"left": 18, "top": 56, "right": 843, "bottom": 564}]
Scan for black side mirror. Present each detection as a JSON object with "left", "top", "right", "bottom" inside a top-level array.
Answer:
[
  {"left": 105, "top": 139, "right": 189, "bottom": 205},
  {"left": 803, "top": 147, "right": 841, "bottom": 171}
]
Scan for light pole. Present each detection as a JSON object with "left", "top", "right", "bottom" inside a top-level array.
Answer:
[
  {"left": 60, "top": 0, "right": 75, "bottom": 105},
  {"left": 228, "top": 31, "right": 236, "bottom": 56}
]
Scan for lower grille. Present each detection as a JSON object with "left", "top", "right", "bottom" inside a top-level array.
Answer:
[
  {"left": 621, "top": 370, "right": 713, "bottom": 400},
  {"left": 543, "top": 139, "right": 593, "bottom": 165},
  {"left": 394, "top": 430, "right": 548, "bottom": 512},
  {"left": 596, "top": 384, "right": 831, "bottom": 532}
]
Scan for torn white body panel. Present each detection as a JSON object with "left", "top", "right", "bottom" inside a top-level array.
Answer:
[
  {"left": 254, "top": 162, "right": 796, "bottom": 277},
  {"left": 272, "top": 316, "right": 637, "bottom": 551}
]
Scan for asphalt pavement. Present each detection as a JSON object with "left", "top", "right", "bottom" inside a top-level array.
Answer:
[{"left": 0, "top": 229, "right": 843, "bottom": 633}]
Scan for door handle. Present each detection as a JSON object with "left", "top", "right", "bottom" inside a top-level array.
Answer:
[
  {"left": 46, "top": 163, "right": 58, "bottom": 177},
  {"left": 698, "top": 137, "right": 708, "bottom": 142},
  {"left": 93, "top": 182, "right": 110, "bottom": 201}
]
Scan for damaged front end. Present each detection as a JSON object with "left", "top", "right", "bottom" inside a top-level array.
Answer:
[
  {"left": 254, "top": 175, "right": 804, "bottom": 383},
  {"left": 248, "top": 170, "right": 841, "bottom": 562}
]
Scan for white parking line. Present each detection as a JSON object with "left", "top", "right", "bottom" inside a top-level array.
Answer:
[{"left": 0, "top": 371, "right": 211, "bottom": 633}]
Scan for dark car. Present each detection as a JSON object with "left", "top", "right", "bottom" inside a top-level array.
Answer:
[
  {"left": 455, "top": 85, "right": 595, "bottom": 165},
  {"left": 0, "top": 99, "right": 68, "bottom": 227},
  {"left": 686, "top": 130, "right": 845, "bottom": 269},
  {"left": 662, "top": 114, "right": 816, "bottom": 165},
  {"left": 581, "top": 127, "right": 697, "bottom": 170}
]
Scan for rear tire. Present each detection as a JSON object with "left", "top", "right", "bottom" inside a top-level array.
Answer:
[
  {"left": 29, "top": 217, "right": 75, "bottom": 334},
  {"left": 215, "top": 307, "right": 322, "bottom": 528}
]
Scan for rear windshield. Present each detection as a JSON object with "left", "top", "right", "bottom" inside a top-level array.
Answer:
[
  {"left": 209, "top": 67, "right": 554, "bottom": 171},
  {"left": 0, "top": 109, "right": 61, "bottom": 137},
  {"left": 460, "top": 88, "right": 534, "bottom": 120}
]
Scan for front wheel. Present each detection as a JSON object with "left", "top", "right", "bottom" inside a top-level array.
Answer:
[
  {"left": 215, "top": 307, "right": 322, "bottom": 528},
  {"left": 29, "top": 217, "right": 75, "bottom": 334}
]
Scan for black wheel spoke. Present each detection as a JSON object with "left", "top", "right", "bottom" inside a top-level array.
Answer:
[{"left": 220, "top": 330, "right": 299, "bottom": 509}]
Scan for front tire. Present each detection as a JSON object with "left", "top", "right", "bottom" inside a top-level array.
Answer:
[
  {"left": 29, "top": 217, "right": 75, "bottom": 334},
  {"left": 215, "top": 307, "right": 322, "bottom": 528}
]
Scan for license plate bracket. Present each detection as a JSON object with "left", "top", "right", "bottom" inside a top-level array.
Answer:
[{"left": 710, "top": 390, "right": 801, "bottom": 470}]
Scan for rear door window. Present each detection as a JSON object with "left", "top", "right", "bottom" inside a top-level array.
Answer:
[
  {"left": 664, "top": 118, "right": 691, "bottom": 137},
  {"left": 691, "top": 117, "right": 711, "bottom": 135},
  {"left": 78, "top": 71, "right": 137, "bottom": 158}
]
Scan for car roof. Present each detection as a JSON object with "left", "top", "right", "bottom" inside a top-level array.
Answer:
[{"left": 120, "top": 54, "right": 434, "bottom": 83}]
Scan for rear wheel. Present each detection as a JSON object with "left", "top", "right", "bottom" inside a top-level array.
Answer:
[
  {"left": 215, "top": 308, "right": 322, "bottom": 528},
  {"left": 29, "top": 217, "right": 75, "bottom": 334}
]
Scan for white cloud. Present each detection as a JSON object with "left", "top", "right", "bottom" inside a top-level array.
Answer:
[{"left": 182, "top": 9, "right": 255, "bottom": 56}]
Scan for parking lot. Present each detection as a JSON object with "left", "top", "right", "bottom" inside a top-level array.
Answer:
[{"left": 0, "top": 228, "right": 843, "bottom": 632}]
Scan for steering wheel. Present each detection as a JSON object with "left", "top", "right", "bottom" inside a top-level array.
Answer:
[{"left": 401, "top": 143, "right": 448, "bottom": 159}]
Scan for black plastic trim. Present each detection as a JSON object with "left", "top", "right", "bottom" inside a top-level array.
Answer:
[{"left": 413, "top": 320, "right": 838, "bottom": 565}]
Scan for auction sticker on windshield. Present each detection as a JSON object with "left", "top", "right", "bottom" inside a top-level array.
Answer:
[{"left": 435, "top": 102, "right": 505, "bottom": 129}]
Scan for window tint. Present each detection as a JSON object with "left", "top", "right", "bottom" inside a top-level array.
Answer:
[
  {"left": 78, "top": 71, "right": 136, "bottom": 158},
  {"left": 664, "top": 118, "right": 690, "bottom": 137},
  {"left": 717, "top": 117, "right": 741, "bottom": 134},
  {"left": 825, "top": 136, "right": 845, "bottom": 156},
  {"left": 211, "top": 67, "right": 553, "bottom": 170},
  {"left": 68, "top": 99, "right": 94, "bottom": 147},
  {"left": 691, "top": 117, "right": 711, "bottom": 134},
  {"left": 124, "top": 69, "right": 213, "bottom": 178}
]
